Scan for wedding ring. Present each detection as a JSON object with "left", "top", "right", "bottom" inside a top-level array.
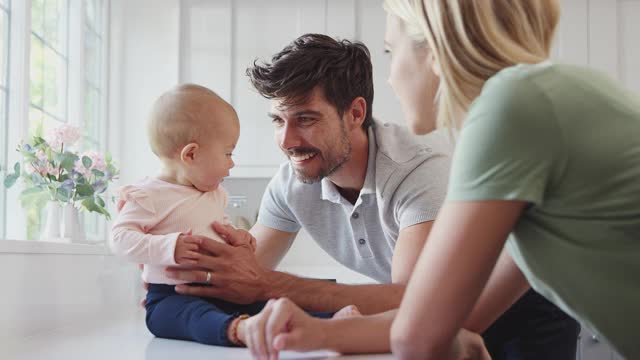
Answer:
[{"left": 205, "top": 271, "right": 212, "bottom": 284}]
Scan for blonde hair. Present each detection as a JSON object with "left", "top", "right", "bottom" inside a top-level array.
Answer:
[
  {"left": 147, "top": 84, "right": 229, "bottom": 158},
  {"left": 384, "top": 0, "right": 560, "bottom": 128}
]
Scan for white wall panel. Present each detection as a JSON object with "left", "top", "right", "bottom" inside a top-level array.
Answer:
[{"left": 618, "top": 0, "right": 640, "bottom": 93}]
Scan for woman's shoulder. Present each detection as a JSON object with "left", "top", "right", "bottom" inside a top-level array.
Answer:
[{"left": 469, "top": 62, "right": 561, "bottom": 127}]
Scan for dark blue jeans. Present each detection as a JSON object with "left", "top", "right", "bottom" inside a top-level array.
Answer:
[
  {"left": 145, "top": 284, "right": 333, "bottom": 346},
  {"left": 482, "top": 289, "right": 581, "bottom": 360}
]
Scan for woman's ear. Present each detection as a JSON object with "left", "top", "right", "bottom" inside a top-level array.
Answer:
[
  {"left": 429, "top": 52, "right": 442, "bottom": 78},
  {"left": 180, "top": 143, "right": 199, "bottom": 164}
]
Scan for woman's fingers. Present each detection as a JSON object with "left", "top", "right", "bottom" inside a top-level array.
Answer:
[
  {"left": 266, "top": 298, "right": 295, "bottom": 354},
  {"left": 248, "top": 302, "right": 274, "bottom": 359}
]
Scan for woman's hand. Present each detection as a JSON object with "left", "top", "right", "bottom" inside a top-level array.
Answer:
[
  {"left": 240, "top": 298, "right": 327, "bottom": 359},
  {"left": 391, "top": 327, "right": 490, "bottom": 360},
  {"left": 451, "top": 329, "right": 491, "bottom": 360}
]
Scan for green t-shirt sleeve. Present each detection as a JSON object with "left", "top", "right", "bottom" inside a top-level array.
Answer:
[{"left": 447, "top": 74, "right": 565, "bottom": 204}]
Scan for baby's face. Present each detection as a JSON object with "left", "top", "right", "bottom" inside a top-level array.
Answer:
[{"left": 189, "top": 114, "right": 240, "bottom": 192}]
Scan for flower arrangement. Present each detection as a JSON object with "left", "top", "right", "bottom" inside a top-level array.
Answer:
[{"left": 3, "top": 124, "right": 118, "bottom": 219}]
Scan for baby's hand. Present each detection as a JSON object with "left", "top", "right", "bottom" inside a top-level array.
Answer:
[
  {"left": 174, "top": 230, "right": 202, "bottom": 265},
  {"left": 211, "top": 222, "right": 257, "bottom": 252}
]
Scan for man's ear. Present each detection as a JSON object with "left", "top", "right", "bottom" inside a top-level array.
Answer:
[
  {"left": 180, "top": 143, "right": 199, "bottom": 164},
  {"left": 346, "top": 96, "right": 367, "bottom": 130}
]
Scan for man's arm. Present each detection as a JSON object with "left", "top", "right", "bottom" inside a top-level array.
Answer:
[
  {"left": 250, "top": 223, "right": 297, "bottom": 269},
  {"left": 168, "top": 222, "right": 434, "bottom": 315},
  {"left": 260, "top": 221, "right": 435, "bottom": 314}
]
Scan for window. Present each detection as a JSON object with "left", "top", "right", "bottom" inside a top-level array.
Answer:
[
  {"left": 82, "top": 0, "right": 107, "bottom": 241},
  {"left": 0, "top": 0, "right": 9, "bottom": 239},
  {"left": 29, "top": 0, "right": 68, "bottom": 133},
  {"left": 1, "top": 0, "right": 110, "bottom": 242}
]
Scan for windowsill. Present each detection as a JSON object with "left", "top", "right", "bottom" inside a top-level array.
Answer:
[{"left": 0, "top": 239, "right": 111, "bottom": 255}]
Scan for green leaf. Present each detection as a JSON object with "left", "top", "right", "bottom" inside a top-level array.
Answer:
[
  {"left": 95, "top": 195, "right": 105, "bottom": 207},
  {"left": 76, "top": 184, "right": 94, "bottom": 197},
  {"left": 4, "top": 174, "right": 18, "bottom": 188},
  {"left": 106, "top": 152, "right": 112, "bottom": 162},
  {"left": 33, "top": 136, "right": 46, "bottom": 146},
  {"left": 82, "top": 156, "right": 92, "bottom": 168},
  {"left": 81, "top": 198, "right": 111, "bottom": 220},
  {"left": 14, "top": 162, "right": 20, "bottom": 176},
  {"left": 21, "top": 187, "right": 46, "bottom": 196},
  {"left": 56, "top": 188, "right": 72, "bottom": 202},
  {"left": 92, "top": 169, "right": 104, "bottom": 177},
  {"left": 59, "top": 154, "right": 77, "bottom": 172},
  {"left": 19, "top": 187, "right": 49, "bottom": 208}
]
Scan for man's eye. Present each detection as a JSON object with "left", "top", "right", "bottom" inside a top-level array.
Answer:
[{"left": 272, "top": 118, "right": 284, "bottom": 126}]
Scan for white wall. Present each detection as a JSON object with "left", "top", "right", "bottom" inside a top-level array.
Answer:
[{"left": 115, "top": 0, "right": 404, "bottom": 182}]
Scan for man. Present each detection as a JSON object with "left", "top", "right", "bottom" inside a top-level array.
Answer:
[{"left": 167, "top": 34, "right": 579, "bottom": 359}]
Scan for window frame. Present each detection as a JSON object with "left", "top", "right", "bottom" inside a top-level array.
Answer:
[{"left": 0, "top": 0, "right": 10, "bottom": 240}]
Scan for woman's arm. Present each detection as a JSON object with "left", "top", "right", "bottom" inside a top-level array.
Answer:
[
  {"left": 239, "top": 298, "right": 395, "bottom": 358},
  {"left": 390, "top": 200, "right": 527, "bottom": 360}
]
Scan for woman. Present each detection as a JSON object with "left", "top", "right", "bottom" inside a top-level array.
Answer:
[{"left": 241, "top": 0, "right": 640, "bottom": 359}]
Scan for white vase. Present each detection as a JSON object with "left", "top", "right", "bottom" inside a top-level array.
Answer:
[
  {"left": 40, "top": 202, "right": 63, "bottom": 241},
  {"left": 62, "top": 203, "right": 86, "bottom": 242}
]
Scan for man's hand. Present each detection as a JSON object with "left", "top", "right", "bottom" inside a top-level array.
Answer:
[
  {"left": 211, "top": 221, "right": 257, "bottom": 252},
  {"left": 166, "top": 236, "right": 270, "bottom": 304},
  {"left": 174, "top": 230, "right": 203, "bottom": 265}
]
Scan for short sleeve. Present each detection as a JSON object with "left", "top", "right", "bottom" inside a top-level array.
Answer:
[
  {"left": 257, "top": 169, "right": 301, "bottom": 233},
  {"left": 394, "top": 154, "right": 450, "bottom": 230},
  {"left": 447, "top": 74, "right": 564, "bottom": 204}
]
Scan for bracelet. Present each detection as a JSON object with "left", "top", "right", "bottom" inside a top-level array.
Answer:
[{"left": 229, "top": 314, "right": 250, "bottom": 346}]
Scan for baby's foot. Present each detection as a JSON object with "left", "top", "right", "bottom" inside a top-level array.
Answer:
[{"left": 332, "top": 305, "right": 361, "bottom": 319}]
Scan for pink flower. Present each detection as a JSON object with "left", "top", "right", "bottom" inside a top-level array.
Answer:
[
  {"left": 35, "top": 149, "right": 47, "bottom": 162},
  {"left": 45, "top": 124, "right": 82, "bottom": 149},
  {"left": 74, "top": 151, "right": 107, "bottom": 178},
  {"left": 29, "top": 159, "right": 57, "bottom": 177}
]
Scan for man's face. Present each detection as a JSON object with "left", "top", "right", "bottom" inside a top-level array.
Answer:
[{"left": 269, "top": 87, "right": 352, "bottom": 184}]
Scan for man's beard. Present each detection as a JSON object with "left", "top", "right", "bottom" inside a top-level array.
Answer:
[{"left": 290, "top": 127, "right": 351, "bottom": 184}]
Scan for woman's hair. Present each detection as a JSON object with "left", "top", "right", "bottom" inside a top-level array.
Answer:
[{"left": 384, "top": 0, "right": 560, "bottom": 129}]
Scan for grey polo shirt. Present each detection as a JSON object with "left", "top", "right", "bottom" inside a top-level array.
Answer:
[{"left": 257, "top": 121, "right": 451, "bottom": 283}]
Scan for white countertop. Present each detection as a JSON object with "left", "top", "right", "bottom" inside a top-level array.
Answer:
[{"left": 2, "top": 308, "right": 393, "bottom": 360}]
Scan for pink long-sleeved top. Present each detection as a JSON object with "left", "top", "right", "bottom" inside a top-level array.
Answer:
[{"left": 110, "top": 177, "right": 228, "bottom": 285}]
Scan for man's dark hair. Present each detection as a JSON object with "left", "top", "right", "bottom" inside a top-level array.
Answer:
[{"left": 247, "top": 33, "right": 374, "bottom": 129}]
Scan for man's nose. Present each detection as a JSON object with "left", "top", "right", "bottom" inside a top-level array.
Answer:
[{"left": 278, "top": 124, "right": 302, "bottom": 150}]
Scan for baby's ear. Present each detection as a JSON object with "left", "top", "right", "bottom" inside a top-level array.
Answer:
[{"left": 180, "top": 143, "right": 199, "bottom": 163}]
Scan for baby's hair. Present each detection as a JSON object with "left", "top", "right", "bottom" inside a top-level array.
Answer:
[{"left": 147, "top": 83, "right": 225, "bottom": 158}]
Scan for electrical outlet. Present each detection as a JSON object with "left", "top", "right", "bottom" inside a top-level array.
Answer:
[{"left": 228, "top": 195, "right": 247, "bottom": 209}]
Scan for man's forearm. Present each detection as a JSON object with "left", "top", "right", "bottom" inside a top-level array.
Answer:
[{"left": 261, "top": 270, "right": 405, "bottom": 314}]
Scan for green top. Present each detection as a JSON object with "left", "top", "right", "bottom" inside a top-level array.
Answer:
[{"left": 448, "top": 61, "right": 640, "bottom": 358}]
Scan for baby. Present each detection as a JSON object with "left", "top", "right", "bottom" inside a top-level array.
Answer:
[{"left": 111, "top": 84, "right": 357, "bottom": 347}]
